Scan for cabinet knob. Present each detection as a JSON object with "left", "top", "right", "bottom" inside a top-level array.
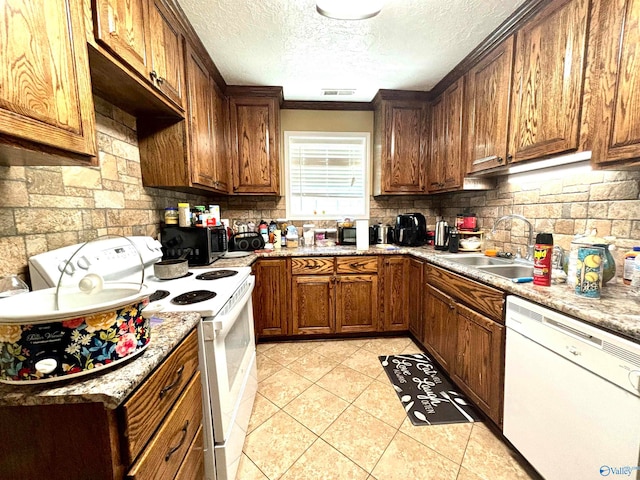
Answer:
[
  {"left": 507, "top": 153, "right": 513, "bottom": 162},
  {"left": 497, "top": 156, "right": 504, "bottom": 164},
  {"left": 150, "top": 70, "right": 158, "bottom": 80},
  {"left": 157, "top": 76, "right": 164, "bottom": 85}
]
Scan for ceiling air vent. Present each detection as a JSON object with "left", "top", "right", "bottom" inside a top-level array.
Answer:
[{"left": 321, "top": 88, "right": 356, "bottom": 97}]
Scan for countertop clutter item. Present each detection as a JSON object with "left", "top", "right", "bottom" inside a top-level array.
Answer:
[
  {"left": 395, "top": 213, "right": 427, "bottom": 246},
  {"left": 153, "top": 248, "right": 190, "bottom": 280},
  {"left": 161, "top": 225, "right": 227, "bottom": 266},
  {"left": 228, "top": 232, "right": 266, "bottom": 252},
  {"left": 356, "top": 219, "right": 369, "bottom": 250},
  {"left": 566, "top": 233, "right": 617, "bottom": 285},
  {"left": 448, "top": 227, "right": 460, "bottom": 253},
  {"left": 533, "top": 233, "right": 553, "bottom": 287},
  {"left": 459, "top": 236, "right": 482, "bottom": 251},
  {"left": 434, "top": 219, "right": 449, "bottom": 250},
  {"left": 574, "top": 246, "right": 605, "bottom": 298},
  {"left": 623, "top": 246, "right": 640, "bottom": 285},
  {"left": 1, "top": 237, "right": 153, "bottom": 384},
  {"left": 373, "top": 223, "right": 395, "bottom": 245},
  {"left": 0, "top": 275, "right": 29, "bottom": 297},
  {"left": 178, "top": 202, "right": 190, "bottom": 227},
  {"left": 630, "top": 251, "right": 640, "bottom": 294},
  {"left": 164, "top": 206, "right": 178, "bottom": 225}
]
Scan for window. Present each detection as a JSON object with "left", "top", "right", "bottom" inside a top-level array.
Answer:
[{"left": 284, "top": 131, "right": 370, "bottom": 220}]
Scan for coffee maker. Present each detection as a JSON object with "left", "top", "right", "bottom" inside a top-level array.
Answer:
[{"left": 434, "top": 219, "right": 449, "bottom": 250}]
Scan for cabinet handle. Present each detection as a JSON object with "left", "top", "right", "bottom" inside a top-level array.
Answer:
[
  {"left": 165, "top": 420, "right": 189, "bottom": 462},
  {"left": 448, "top": 302, "right": 455, "bottom": 311},
  {"left": 159, "top": 365, "right": 184, "bottom": 399}
]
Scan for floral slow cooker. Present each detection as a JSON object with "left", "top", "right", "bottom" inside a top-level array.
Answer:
[{"left": 0, "top": 237, "right": 152, "bottom": 384}]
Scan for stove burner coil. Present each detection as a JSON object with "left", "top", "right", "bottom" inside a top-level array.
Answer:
[
  {"left": 149, "top": 290, "right": 170, "bottom": 302},
  {"left": 171, "top": 290, "right": 217, "bottom": 305},
  {"left": 195, "top": 270, "right": 238, "bottom": 281}
]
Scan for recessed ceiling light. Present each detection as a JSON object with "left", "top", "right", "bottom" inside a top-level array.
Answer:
[{"left": 316, "top": 0, "right": 384, "bottom": 20}]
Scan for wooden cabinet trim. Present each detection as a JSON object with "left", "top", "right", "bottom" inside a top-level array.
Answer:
[
  {"left": 335, "top": 256, "right": 378, "bottom": 274},
  {"left": 291, "top": 257, "right": 335, "bottom": 275}
]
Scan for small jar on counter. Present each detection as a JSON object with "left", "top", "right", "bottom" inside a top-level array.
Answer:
[
  {"left": 164, "top": 207, "right": 178, "bottom": 225},
  {"left": 178, "top": 203, "right": 190, "bottom": 227},
  {"left": 314, "top": 228, "right": 326, "bottom": 246}
]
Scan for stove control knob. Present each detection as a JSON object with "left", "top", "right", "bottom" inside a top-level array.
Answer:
[
  {"left": 58, "top": 260, "right": 75, "bottom": 275},
  {"left": 77, "top": 256, "right": 91, "bottom": 270},
  {"left": 35, "top": 358, "right": 57, "bottom": 375}
]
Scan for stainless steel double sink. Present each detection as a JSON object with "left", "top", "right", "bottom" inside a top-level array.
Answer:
[{"left": 438, "top": 254, "right": 534, "bottom": 280}]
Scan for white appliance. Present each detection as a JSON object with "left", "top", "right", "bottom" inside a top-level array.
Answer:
[
  {"left": 504, "top": 296, "right": 640, "bottom": 480},
  {"left": 28, "top": 236, "right": 257, "bottom": 480}
]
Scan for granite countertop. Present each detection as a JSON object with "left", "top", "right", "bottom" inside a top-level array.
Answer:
[
  {"left": 0, "top": 312, "right": 200, "bottom": 409},
  {"left": 219, "top": 244, "right": 639, "bottom": 342}
]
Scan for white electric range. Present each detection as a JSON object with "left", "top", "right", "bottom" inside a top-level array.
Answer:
[{"left": 28, "top": 236, "right": 257, "bottom": 480}]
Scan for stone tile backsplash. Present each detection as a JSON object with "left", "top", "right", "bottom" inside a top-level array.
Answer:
[{"left": 0, "top": 97, "right": 638, "bottom": 286}]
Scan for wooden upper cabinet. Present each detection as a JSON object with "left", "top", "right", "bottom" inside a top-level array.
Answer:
[
  {"left": 94, "top": 0, "right": 149, "bottom": 77},
  {"left": 373, "top": 95, "right": 428, "bottom": 195},
  {"left": 229, "top": 95, "right": 281, "bottom": 195},
  {"left": 465, "top": 37, "right": 515, "bottom": 174},
  {"left": 428, "top": 78, "right": 464, "bottom": 193},
  {"left": 147, "top": 0, "right": 184, "bottom": 107},
  {"left": 508, "top": 0, "right": 589, "bottom": 163},
  {"left": 0, "top": 0, "right": 96, "bottom": 164},
  {"left": 185, "top": 46, "right": 214, "bottom": 189},
  {"left": 211, "top": 83, "right": 231, "bottom": 193},
  {"left": 589, "top": 0, "right": 640, "bottom": 167}
]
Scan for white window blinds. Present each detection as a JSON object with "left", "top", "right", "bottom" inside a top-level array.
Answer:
[{"left": 285, "top": 132, "right": 370, "bottom": 220}]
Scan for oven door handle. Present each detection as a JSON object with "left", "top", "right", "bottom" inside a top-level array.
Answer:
[{"left": 212, "top": 276, "right": 255, "bottom": 336}]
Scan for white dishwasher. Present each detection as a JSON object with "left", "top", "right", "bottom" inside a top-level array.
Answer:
[{"left": 504, "top": 296, "right": 640, "bottom": 480}]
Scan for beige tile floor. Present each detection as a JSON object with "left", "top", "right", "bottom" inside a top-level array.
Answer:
[{"left": 240, "top": 337, "right": 540, "bottom": 480}]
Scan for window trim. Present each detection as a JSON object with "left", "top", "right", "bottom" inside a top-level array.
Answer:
[{"left": 284, "top": 131, "right": 371, "bottom": 221}]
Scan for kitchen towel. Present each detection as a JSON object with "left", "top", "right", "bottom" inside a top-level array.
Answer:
[{"left": 379, "top": 353, "right": 480, "bottom": 426}]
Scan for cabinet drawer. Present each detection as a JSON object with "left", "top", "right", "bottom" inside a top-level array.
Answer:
[
  {"left": 336, "top": 256, "right": 378, "bottom": 274},
  {"left": 426, "top": 265, "right": 505, "bottom": 323},
  {"left": 122, "top": 329, "right": 200, "bottom": 462},
  {"left": 175, "top": 425, "right": 204, "bottom": 480},
  {"left": 128, "top": 372, "right": 203, "bottom": 480},
  {"left": 291, "top": 257, "right": 334, "bottom": 275}
]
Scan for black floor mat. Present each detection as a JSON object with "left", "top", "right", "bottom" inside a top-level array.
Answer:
[{"left": 379, "top": 353, "right": 481, "bottom": 426}]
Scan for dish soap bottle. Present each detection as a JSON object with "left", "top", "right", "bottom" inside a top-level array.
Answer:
[{"left": 533, "top": 233, "right": 553, "bottom": 286}]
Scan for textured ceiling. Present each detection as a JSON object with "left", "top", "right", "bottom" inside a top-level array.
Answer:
[{"left": 176, "top": 0, "right": 526, "bottom": 102}]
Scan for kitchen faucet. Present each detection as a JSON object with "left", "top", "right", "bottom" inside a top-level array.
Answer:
[{"left": 491, "top": 214, "right": 535, "bottom": 262}]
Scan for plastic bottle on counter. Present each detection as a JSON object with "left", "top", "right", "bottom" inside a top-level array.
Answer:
[
  {"left": 623, "top": 247, "right": 640, "bottom": 285},
  {"left": 533, "top": 233, "right": 554, "bottom": 286},
  {"left": 178, "top": 203, "right": 190, "bottom": 227},
  {"left": 630, "top": 252, "right": 640, "bottom": 294},
  {"left": 286, "top": 225, "right": 299, "bottom": 248}
]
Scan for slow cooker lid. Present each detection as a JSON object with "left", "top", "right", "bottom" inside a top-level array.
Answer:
[{"left": 55, "top": 236, "right": 145, "bottom": 311}]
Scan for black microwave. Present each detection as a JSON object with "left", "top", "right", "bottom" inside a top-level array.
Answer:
[
  {"left": 338, "top": 226, "right": 357, "bottom": 245},
  {"left": 160, "top": 226, "right": 227, "bottom": 266}
]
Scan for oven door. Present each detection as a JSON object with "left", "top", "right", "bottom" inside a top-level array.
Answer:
[{"left": 199, "top": 275, "right": 257, "bottom": 441}]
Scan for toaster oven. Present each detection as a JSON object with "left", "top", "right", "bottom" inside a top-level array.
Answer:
[
  {"left": 160, "top": 226, "right": 227, "bottom": 266},
  {"left": 338, "top": 226, "right": 357, "bottom": 245}
]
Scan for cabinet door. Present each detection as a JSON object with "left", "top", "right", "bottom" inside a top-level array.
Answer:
[
  {"left": 423, "top": 284, "right": 457, "bottom": 371},
  {"left": 590, "top": 0, "right": 640, "bottom": 166},
  {"left": 335, "top": 275, "right": 378, "bottom": 333},
  {"left": 442, "top": 78, "right": 464, "bottom": 190},
  {"left": 292, "top": 275, "right": 334, "bottom": 335},
  {"left": 383, "top": 102, "right": 426, "bottom": 193},
  {"left": 211, "top": 82, "right": 230, "bottom": 193},
  {"left": 408, "top": 258, "right": 424, "bottom": 341},
  {"left": 230, "top": 96, "right": 280, "bottom": 194},
  {"left": 252, "top": 260, "right": 289, "bottom": 337},
  {"left": 381, "top": 256, "right": 409, "bottom": 331},
  {"left": 94, "top": 0, "right": 149, "bottom": 77},
  {"left": 509, "top": 0, "right": 589, "bottom": 162},
  {"left": 147, "top": 0, "right": 184, "bottom": 107},
  {"left": 0, "top": 0, "right": 96, "bottom": 160},
  {"left": 452, "top": 303, "right": 504, "bottom": 426},
  {"left": 185, "top": 46, "right": 215, "bottom": 189},
  {"left": 465, "top": 37, "right": 514, "bottom": 174}
]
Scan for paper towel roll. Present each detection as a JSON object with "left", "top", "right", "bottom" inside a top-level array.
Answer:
[{"left": 356, "top": 220, "right": 369, "bottom": 250}]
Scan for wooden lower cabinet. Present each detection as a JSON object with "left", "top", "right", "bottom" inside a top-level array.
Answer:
[
  {"left": 452, "top": 303, "right": 505, "bottom": 427},
  {"left": 336, "top": 275, "right": 379, "bottom": 333},
  {"left": 380, "top": 256, "right": 409, "bottom": 331},
  {"left": 423, "top": 265, "right": 505, "bottom": 427},
  {"left": 252, "top": 259, "right": 290, "bottom": 337},
  {"left": 288, "top": 256, "right": 379, "bottom": 335},
  {"left": 292, "top": 275, "right": 334, "bottom": 335},
  {"left": 423, "top": 284, "right": 458, "bottom": 372}
]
